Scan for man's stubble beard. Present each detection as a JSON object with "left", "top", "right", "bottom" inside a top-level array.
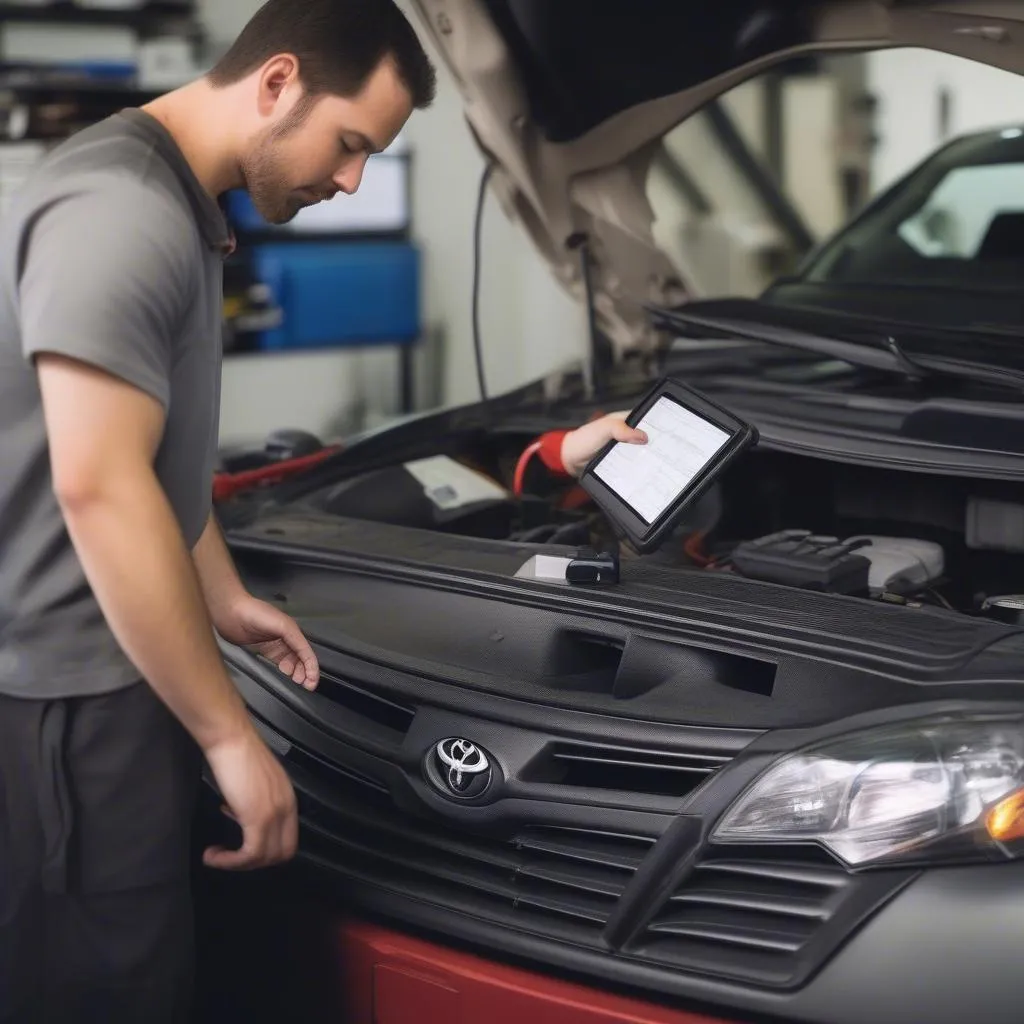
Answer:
[{"left": 240, "top": 92, "right": 319, "bottom": 225}]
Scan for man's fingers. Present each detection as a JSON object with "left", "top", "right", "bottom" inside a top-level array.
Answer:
[
  {"left": 261, "top": 613, "right": 319, "bottom": 690},
  {"left": 203, "top": 842, "right": 263, "bottom": 872},
  {"left": 610, "top": 421, "right": 648, "bottom": 444},
  {"left": 279, "top": 806, "right": 299, "bottom": 861},
  {"left": 280, "top": 620, "right": 320, "bottom": 690},
  {"left": 204, "top": 818, "right": 287, "bottom": 872}
]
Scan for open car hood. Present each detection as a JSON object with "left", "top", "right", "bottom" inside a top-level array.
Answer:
[{"left": 408, "top": 0, "right": 1024, "bottom": 357}]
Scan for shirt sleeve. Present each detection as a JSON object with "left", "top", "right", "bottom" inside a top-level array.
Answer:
[
  {"left": 537, "top": 429, "right": 571, "bottom": 475},
  {"left": 17, "top": 183, "right": 196, "bottom": 410}
]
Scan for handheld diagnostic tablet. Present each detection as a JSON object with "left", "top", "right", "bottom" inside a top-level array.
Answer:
[{"left": 579, "top": 377, "right": 758, "bottom": 553}]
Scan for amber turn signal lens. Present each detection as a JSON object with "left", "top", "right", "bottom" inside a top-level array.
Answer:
[{"left": 986, "top": 789, "right": 1024, "bottom": 842}]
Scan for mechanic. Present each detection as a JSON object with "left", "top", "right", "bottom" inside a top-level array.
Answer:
[{"left": 0, "top": 2, "right": 435, "bottom": 1021}]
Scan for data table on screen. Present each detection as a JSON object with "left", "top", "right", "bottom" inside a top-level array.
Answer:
[{"left": 593, "top": 397, "right": 731, "bottom": 524}]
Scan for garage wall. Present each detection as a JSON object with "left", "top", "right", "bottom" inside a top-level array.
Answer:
[
  {"left": 868, "top": 48, "right": 1024, "bottom": 191},
  {"left": 206, "top": 0, "right": 587, "bottom": 447}
]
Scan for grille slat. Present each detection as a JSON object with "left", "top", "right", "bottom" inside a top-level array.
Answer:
[
  {"left": 554, "top": 753, "right": 727, "bottom": 773},
  {"left": 668, "top": 888, "right": 834, "bottom": 920},
  {"left": 514, "top": 829, "right": 653, "bottom": 872},
  {"left": 512, "top": 890, "right": 613, "bottom": 925},
  {"left": 538, "top": 741, "right": 730, "bottom": 799},
  {"left": 697, "top": 857, "right": 851, "bottom": 889},
  {"left": 516, "top": 859, "right": 630, "bottom": 899},
  {"left": 646, "top": 920, "right": 807, "bottom": 954}
]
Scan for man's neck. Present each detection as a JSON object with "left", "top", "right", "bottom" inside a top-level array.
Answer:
[{"left": 142, "top": 80, "right": 245, "bottom": 200}]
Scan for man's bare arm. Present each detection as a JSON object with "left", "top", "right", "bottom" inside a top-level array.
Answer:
[
  {"left": 37, "top": 353, "right": 297, "bottom": 869},
  {"left": 192, "top": 513, "right": 247, "bottom": 629}
]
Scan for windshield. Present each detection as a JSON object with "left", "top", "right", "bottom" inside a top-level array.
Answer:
[{"left": 800, "top": 128, "right": 1024, "bottom": 294}]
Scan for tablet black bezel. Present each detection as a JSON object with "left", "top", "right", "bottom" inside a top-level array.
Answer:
[{"left": 579, "top": 376, "right": 758, "bottom": 554}]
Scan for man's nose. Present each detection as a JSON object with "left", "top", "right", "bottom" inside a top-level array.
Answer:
[{"left": 333, "top": 155, "right": 368, "bottom": 196}]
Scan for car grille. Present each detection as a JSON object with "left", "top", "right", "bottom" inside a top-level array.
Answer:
[{"left": 229, "top": 654, "right": 913, "bottom": 995}]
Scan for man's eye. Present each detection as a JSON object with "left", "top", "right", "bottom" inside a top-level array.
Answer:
[{"left": 340, "top": 138, "right": 358, "bottom": 155}]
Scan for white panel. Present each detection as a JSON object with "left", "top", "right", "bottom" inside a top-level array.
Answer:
[
  {"left": 281, "top": 156, "right": 409, "bottom": 234},
  {"left": 0, "top": 23, "right": 137, "bottom": 64},
  {"left": 197, "top": 0, "right": 263, "bottom": 42},
  {"left": 783, "top": 76, "right": 844, "bottom": 240},
  {"left": 868, "top": 48, "right": 1024, "bottom": 192}
]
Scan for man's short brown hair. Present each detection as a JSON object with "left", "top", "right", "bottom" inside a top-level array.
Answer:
[{"left": 208, "top": 0, "right": 436, "bottom": 109}]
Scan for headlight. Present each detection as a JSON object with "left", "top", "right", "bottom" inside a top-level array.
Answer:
[{"left": 713, "top": 715, "right": 1024, "bottom": 866}]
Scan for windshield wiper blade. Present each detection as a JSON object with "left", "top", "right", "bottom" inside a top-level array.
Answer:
[
  {"left": 649, "top": 305, "right": 1024, "bottom": 393},
  {"left": 651, "top": 305, "right": 923, "bottom": 373},
  {"left": 914, "top": 352, "right": 1024, "bottom": 392}
]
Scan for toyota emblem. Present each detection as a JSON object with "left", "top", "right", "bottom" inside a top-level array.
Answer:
[{"left": 426, "top": 737, "right": 494, "bottom": 800}]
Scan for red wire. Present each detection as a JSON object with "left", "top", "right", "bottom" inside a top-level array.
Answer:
[
  {"left": 213, "top": 446, "right": 342, "bottom": 502},
  {"left": 684, "top": 530, "right": 712, "bottom": 567},
  {"left": 513, "top": 441, "right": 543, "bottom": 497}
]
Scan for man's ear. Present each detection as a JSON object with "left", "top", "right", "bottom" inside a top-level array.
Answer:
[{"left": 255, "top": 54, "right": 301, "bottom": 118}]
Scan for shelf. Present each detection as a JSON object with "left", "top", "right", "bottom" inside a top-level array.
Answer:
[
  {"left": 0, "top": 2, "right": 197, "bottom": 30},
  {"left": 0, "top": 75, "right": 164, "bottom": 141},
  {"left": 0, "top": 74, "right": 153, "bottom": 92},
  {"left": 0, "top": 76, "right": 162, "bottom": 98}
]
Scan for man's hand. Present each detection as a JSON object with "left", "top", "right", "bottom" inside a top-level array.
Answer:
[
  {"left": 561, "top": 411, "right": 648, "bottom": 478},
  {"left": 202, "top": 730, "right": 299, "bottom": 871},
  {"left": 217, "top": 595, "right": 320, "bottom": 691}
]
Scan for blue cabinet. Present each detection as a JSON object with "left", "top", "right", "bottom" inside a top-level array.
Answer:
[{"left": 250, "top": 241, "right": 421, "bottom": 352}]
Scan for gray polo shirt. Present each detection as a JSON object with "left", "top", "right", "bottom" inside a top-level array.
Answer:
[{"left": 0, "top": 108, "right": 232, "bottom": 699}]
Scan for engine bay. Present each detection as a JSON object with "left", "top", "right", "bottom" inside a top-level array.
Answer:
[{"left": 304, "top": 432, "right": 1024, "bottom": 624}]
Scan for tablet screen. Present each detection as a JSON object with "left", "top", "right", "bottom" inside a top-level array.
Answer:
[{"left": 592, "top": 395, "right": 732, "bottom": 524}]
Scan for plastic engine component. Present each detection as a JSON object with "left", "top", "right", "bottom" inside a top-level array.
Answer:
[
  {"left": 967, "top": 498, "right": 1024, "bottom": 554},
  {"left": 732, "top": 531, "right": 945, "bottom": 596},
  {"left": 731, "top": 530, "right": 871, "bottom": 595},
  {"left": 980, "top": 595, "right": 1024, "bottom": 625},
  {"left": 320, "top": 463, "right": 514, "bottom": 538},
  {"left": 847, "top": 535, "right": 945, "bottom": 594}
]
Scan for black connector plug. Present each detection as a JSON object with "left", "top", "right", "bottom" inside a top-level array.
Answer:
[{"left": 566, "top": 548, "right": 620, "bottom": 585}]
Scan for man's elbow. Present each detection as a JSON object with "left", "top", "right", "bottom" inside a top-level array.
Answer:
[
  {"left": 51, "top": 467, "right": 108, "bottom": 515},
  {"left": 50, "top": 460, "right": 144, "bottom": 516}
]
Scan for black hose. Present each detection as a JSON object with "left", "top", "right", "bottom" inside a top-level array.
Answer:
[{"left": 472, "top": 161, "right": 496, "bottom": 401}]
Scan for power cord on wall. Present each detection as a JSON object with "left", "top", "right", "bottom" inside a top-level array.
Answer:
[{"left": 472, "top": 161, "right": 496, "bottom": 401}]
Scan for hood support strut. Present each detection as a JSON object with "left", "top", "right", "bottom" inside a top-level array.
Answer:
[{"left": 567, "top": 231, "right": 611, "bottom": 402}]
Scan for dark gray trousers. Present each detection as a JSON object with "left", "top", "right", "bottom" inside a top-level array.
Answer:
[{"left": 0, "top": 681, "right": 202, "bottom": 1024}]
